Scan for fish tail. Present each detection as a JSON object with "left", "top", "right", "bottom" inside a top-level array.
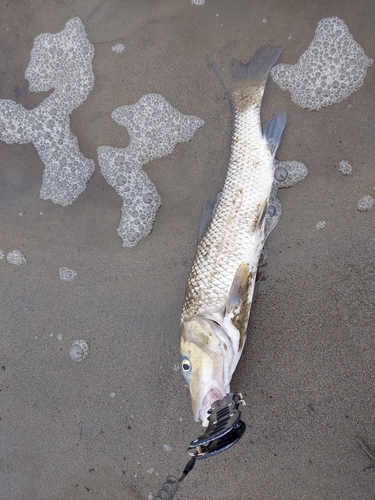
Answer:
[{"left": 230, "top": 45, "right": 282, "bottom": 111}]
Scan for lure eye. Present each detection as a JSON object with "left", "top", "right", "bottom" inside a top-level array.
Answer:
[{"left": 181, "top": 358, "right": 191, "bottom": 372}]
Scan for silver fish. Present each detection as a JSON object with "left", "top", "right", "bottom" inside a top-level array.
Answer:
[{"left": 179, "top": 46, "right": 286, "bottom": 426}]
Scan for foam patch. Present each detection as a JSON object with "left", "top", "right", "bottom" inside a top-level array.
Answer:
[
  {"left": 0, "top": 18, "right": 95, "bottom": 206},
  {"left": 271, "top": 17, "right": 373, "bottom": 110},
  {"left": 98, "top": 94, "right": 204, "bottom": 247},
  {"left": 265, "top": 160, "right": 308, "bottom": 239}
]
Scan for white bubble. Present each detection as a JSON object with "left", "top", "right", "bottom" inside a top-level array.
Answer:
[
  {"left": 146, "top": 468, "right": 154, "bottom": 475},
  {"left": 69, "top": 339, "right": 89, "bottom": 361},
  {"left": 7, "top": 249, "right": 26, "bottom": 265},
  {"left": 0, "top": 250, "right": 4, "bottom": 259},
  {"left": 59, "top": 267, "right": 77, "bottom": 281},
  {"left": 163, "top": 444, "right": 172, "bottom": 452},
  {"left": 316, "top": 220, "right": 326, "bottom": 229},
  {"left": 109, "top": 392, "right": 116, "bottom": 398},
  {"left": 57, "top": 334, "right": 63, "bottom": 341}
]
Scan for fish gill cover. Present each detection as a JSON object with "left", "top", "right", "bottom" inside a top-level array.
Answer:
[{"left": 271, "top": 17, "right": 373, "bottom": 110}]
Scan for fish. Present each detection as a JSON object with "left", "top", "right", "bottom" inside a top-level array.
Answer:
[{"left": 179, "top": 45, "right": 286, "bottom": 426}]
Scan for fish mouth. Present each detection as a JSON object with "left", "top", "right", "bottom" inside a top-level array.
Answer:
[{"left": 198, "top": 386, "right": 227, "bottom": 426}]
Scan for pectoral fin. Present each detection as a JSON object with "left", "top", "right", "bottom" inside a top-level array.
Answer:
[{"left": 225, "top": 263, "right": 255, "bottom": 350}]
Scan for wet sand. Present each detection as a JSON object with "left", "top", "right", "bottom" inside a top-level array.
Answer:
[{"left": 1, "top": 1, "right": 374, "bottom": 499}]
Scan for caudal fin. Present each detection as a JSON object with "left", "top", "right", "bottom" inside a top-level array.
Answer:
[
  {"left": 208, "top": 45, "right": 282, "bottom": 112},
  {"left": 230, "top": 45, "right": 282, "bottom": 111},
  {"left": 232, "top": 45, "right": 282, "bottom": 85}
]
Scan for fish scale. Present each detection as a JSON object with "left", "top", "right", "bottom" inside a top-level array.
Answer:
[{"left": 181, "top": 101, "right": 273, "bottom": 323}]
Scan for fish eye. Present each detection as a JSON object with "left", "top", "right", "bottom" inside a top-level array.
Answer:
[{"left": 181, "top": 358, "right": 191, "bottom": 372}]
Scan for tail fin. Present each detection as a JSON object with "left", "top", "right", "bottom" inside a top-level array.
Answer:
[
  {"left": 232, "top": 45, "right": 282, "bottom": 85},
  {"left": 208, "top": 45, "right": 282, "bottom": 112},
  {"left": 230, "top": 46, "right": 282, "bottom": 111},
  {"left": 264, "top": 110, "right": 287, "bottom": 158}
]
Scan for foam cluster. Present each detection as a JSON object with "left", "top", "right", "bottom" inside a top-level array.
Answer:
[
  {"left": 339, "top": 160, "right": 352, "bottom": 175},
  {"left": 0, "top": 250, "right": 4, "bottom": 259},
  {"left": 0, "top": 18, "right": 95, "bottom": 206},
  {"left": 59, "top": 267, "right": 78, "bottom": 281},
  {"left": 7, "top": 249, "right": 26, "bottom": 265},
  {"left": 98, "top": 94, "right": 204, "bottom": 247},
  {"left": 271, "top": 17, "right": 373, "bottom": 110},
  {"left": 357, "top": 195, "right": 374, "bottom": 212},
  {"left": 316, "top": 220, "right": 326, "bottom": 230},
  {"left": 111, "top": 43, "right": 125, "bottom": 53},
  {"left": 265, "top": 160, "right": 308, "bottom": 238}
]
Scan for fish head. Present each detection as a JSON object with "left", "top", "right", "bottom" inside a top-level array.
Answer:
[{"left": 180, "top": 317, "right": 232, "bottom": 426}]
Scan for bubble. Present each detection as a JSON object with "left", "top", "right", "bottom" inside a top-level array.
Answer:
[
  {"left": 59, "top": 157, "right": 67, "bottom": 167},
  {"left": 316, "top": 220, "right": 326, "bottom": 229},
  {"left": 114, "top": 155, "right": 125, "bottom": 166},
  {"left": 116, "top": 175, "right": 127, "bottom": 186},
  {"left": 267, "top": 205, "right": 276, "bottom": 217},
  {"left": 0, "top": 250, "right": 5, "bottom": 259},
  {"left": 69, "top": 339, "right": 89, "bottom": 362},
  {"left": 143, "top": 193, "right": 153, "bottom": 204},
  {"left": 274, "top": 165, "right": 288, "bottom": 182}
]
